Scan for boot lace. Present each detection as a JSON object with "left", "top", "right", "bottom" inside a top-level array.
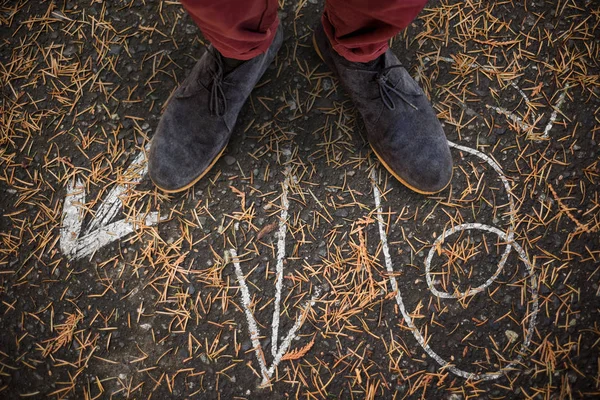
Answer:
[
  {"left": 202, "top": 49, "right": 228, "bottom": 117},
  {"left": 375, "top": 65, "right": 419, "bottom": 111}
]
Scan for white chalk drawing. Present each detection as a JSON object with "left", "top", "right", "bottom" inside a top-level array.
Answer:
[
  {"left": 371, "top": 140, "right": 539, "bottom": 380},
  {"left": 229, "top": 170, "right": 320, "bottom": 386},
  {"left": 231, "top": 141, "right": 538, "bottom": 384},
  {"left": 485, "top": 82, "right": 569, "bottom": 138},
  {"left": 60, "top": 145, "right": 160, "bottom": 260},
  {"left": 55, "top": 81, "right": 542, "bottom": 383},
  {"left": 417, "top": 56, "right": 569, "bottom": 137},
  {"left": 541, "top": 84, "right": 569, "bottom": 139}
]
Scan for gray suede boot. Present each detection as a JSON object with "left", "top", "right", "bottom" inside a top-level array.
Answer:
[
  {"left": 149, "top": 26, "right": 283, "bottom": 193},
  {"left": 313, "top": 24, "right": 453, "bottom": 194}
]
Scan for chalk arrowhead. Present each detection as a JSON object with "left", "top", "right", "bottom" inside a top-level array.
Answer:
[
  {"left": 60, "top": 146, "right": 161, "bottom": 260},
  {"left": 230, "top": 170, "right": 320, "bottom": 386}
]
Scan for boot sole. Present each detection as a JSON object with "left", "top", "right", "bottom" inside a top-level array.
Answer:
[
  {"left": 151, "top": 146, "right": 227, "bottom": 194},
  {"left": 312, "top": 31, "right": 450, "bottom": 195},
  {"left": 370, "top": 146, "right": 451, "bottom": 195}
]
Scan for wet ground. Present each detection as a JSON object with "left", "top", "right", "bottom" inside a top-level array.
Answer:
[{"left": 1, "top": 0, "right": 599, "bottom": 398}]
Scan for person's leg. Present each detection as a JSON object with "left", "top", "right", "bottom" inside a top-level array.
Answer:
[
  {"left": 180, "top": 0, "right": 279, "bottom": 60},
  {"left": 322, "top": 0, "right": 428, "bottom": 62},
  {"left": 314, "top": 0, "right": 453, "bottom": 194}
]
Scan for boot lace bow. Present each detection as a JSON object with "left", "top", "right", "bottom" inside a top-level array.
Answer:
[
  {"left": 375, "top": 65, "right": 419, "bottom": 111},
  {"left": 201, "top": 49, "right": 228, "bottom": 117}
]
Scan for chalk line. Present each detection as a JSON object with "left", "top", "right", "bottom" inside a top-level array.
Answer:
[
  {"left": 265, "top": 287, "right": 320, "bottom": 385},
  {"left": 60, "top": 179, "right": 86, "bottom": 257},
  {"left": 230, "top": 248, "right": 270, "bottom": 381},
  {"left": 485, "top": 104, "right": 533, "bottom": 132},
  {"left": 542, "top": 84, "right": 570, "bottom": 139},
  {"left": 72, "top": 212, "right": 159, "bottom": 259},
  {"left": 271, "top": 168, "right": 291, "bottom": 358}
]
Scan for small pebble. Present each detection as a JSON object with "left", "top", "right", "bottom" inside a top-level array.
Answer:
[
  {"left": 109, "top": 44, "right": 123, "bottom": 55},
  {"left": 505, "top": 330, "right": 519, "bottom": 343},
  {"left": 334, "top": 209, "right": 349, "bottom": 218},
  {"left": 223, "top": 155, "right": 236, "bottom": 166}
]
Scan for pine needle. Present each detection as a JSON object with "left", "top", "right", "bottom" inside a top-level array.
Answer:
[{"left": 281, "top": 336, "right": 315, "bottom": 361}]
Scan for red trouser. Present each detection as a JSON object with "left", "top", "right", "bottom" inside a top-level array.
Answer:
[{"left": 180, "top": 0, "right": 428, "bottom": 62}]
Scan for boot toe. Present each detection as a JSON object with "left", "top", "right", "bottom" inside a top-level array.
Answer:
[
  {"left": 411, "top": 147, "right": 453, "bottom": 193},
  {"left": 373, "top": 124, "right": 453, "bottom": 194},
  {"left": 148, "top": 135, "right": 197, "bottom": 192}
]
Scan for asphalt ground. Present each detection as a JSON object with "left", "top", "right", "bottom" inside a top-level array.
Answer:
[{"left": 1, "top": 0, "right": 599, "bottom": 399}]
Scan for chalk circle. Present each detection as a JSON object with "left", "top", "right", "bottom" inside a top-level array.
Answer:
[
  {"left": 420, "top": 222, "right": 539, "bottom": 380},
  {"left": 413, "top": 223, "right": 539, "bottom": 380},
  {"left": 425, "top": 223, "right": 514, "bottom": 299}
]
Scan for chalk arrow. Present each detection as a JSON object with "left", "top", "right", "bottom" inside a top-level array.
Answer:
[
  {"left": 229, "top": 170, "right": 320, "bottom": 386},
  {"left": 60, "top": 145, "right": 160, "bottom": 260},
  {"left": 417, "top": 56, "right": 569, "bottom": 138}
]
